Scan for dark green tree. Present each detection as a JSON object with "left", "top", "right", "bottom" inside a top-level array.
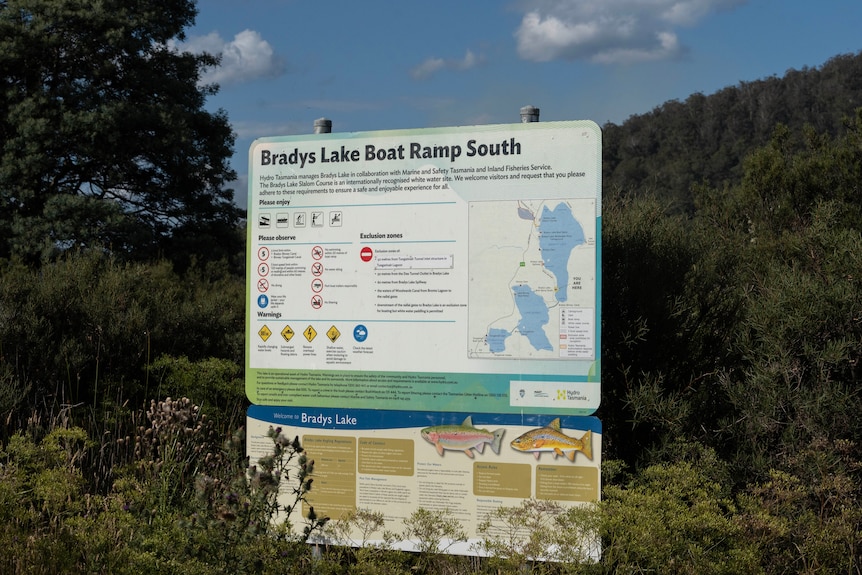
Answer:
[
  {"left": 603, "top": 112, "right": 862, "bottom": 485},
  {"left": 0, "top": 0, "right": 240, "bottom": 265},
  {"left": 701, "top": 113, "right": 862, "bottom": 483}
]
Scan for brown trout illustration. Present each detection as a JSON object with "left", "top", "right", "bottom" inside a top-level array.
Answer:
[{"left": 510, "top": 418, "right": 593, "bottom": 461}]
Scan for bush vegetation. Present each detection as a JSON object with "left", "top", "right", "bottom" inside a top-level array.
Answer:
[
  {"left": 3, "top": 2, "right": 862, "bottom": 567},
  {"left": 3, "top": 108, "right": 862, "bottom": 572}
]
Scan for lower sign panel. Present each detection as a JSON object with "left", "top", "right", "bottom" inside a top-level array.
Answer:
[{"left": 247, "top": 405, "right": 601, "bottom": 557}]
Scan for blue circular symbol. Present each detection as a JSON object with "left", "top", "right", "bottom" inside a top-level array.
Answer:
[
  {"left": 257, "top": 294, "right": 269, "bottom": 308},
  {"left": 353, "top": 324, "right": 368, "bottom": 342}
]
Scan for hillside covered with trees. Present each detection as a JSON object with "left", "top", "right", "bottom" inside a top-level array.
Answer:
[
  {"left": 1, "top": 0, "right": 861, "bottom": 568},
  {"left": 603, "top": 51, "right": 862, "bottom": 209}
]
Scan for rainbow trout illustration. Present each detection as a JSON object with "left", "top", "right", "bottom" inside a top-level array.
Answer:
[
  {"left": 420, "top": 416, "right": 505, "bottom": 458},
  {"left": 510, "top": 418, "right": 593, "bottom": 461}
]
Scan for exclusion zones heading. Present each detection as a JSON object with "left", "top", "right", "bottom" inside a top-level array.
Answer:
[{"left": 258, "top": 137, "right": 522, "bottom": 168}]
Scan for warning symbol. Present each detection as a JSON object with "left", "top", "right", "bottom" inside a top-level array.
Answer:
[
  {"left": 258, "top": 325, "right": 272, "bottom": 342},
  {"left": 327, "top": 325, "right": 341, "bottom": 342},
  {"left": 281, "top": 325, "right": 295, "bottom": 342},
  {"left": 304, "top": 325, "right": 317, "bottom": 342}
]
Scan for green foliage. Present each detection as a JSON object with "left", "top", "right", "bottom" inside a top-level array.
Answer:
[
  {"left": 603, "top": 110, "right": 862, "bottom": 486},
  {"left": 602, "top": 109, "right": 862, "bottom": 572},
  {"left": 149, "top": 355, "right": 246, "bottom": 432},
  {"left": 0, "top": 427, "right": 90, "bottom": 527},
  {"left": 0, "top": 414, "right": 856, "bottom": 573},
  {"left": 736, "top": 437, "right": 862, "bottom": 574},
  {"left": 695, "top": 114, "right": 862, "bottom": 482},
  {"left": 401, "top": 507, "right": 468, "bottom": 555},
  {"left": 601, "top": 447, "right": 762, "bottom": 575},
  {"left": 476, "top": 498, "right": 600, "bottom": 573},
  {"left": 129, "top": 397, "right": 222, "bottom": 514},
  {"left": 0, "top": 407, "right": 328, "bottom": 575},
  {"left": 323, "top": 508, "right": 394, "bottom": 549},
  {"left": 600, "top": 194, "right": 734, "bottom": 464},
  {"left": 4, "top": 26, "right": 862, "bottom": 573},
  {"left": 177, "top": 425, "right": 327, "bottom": 574},
  {"left": 0, "top": 250, "right": 244, "bottom": 431},
  {"left": 0, "top": 426, "right": 106, "bottom": 574},
  {"left": 738, "top": 118, "right": 862, "bottom": 235},
  {"left": 319, "top": 509, "right": 410, "bottom": 575},
  {"left": 603, "top": 51, "right": 862, "bottom": 210},
  {"left": 0, "top": 0, "right": 241, "bottom": 265}
]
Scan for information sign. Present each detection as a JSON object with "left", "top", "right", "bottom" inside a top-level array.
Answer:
[
  {"left": 246, "top": 121, "right": 602, "bottom": 415},
  {"left": 247, "top": 405, "right": 601, "bottom": 556}
]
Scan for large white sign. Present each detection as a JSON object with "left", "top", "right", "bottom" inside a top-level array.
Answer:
[{"left": 246, "top": 121, "right": 602, "bottom": 415}]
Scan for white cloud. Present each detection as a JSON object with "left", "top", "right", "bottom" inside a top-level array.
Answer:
[
  {"left": 411, "top": 49, "right": 484, "bottom": 79},
  {"left": 174, "top": 29, "right": 285, "bottom": 86},
  {"left": 515, "top": 0, "right": 746, "bottom": 64},
  {"left": 411, "top": 57, "right": 446, "bottom": 80}
]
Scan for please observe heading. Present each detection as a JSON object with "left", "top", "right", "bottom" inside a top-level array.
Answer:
[{"left": 259, "top": 137, "right": 522, "bottom": 168}]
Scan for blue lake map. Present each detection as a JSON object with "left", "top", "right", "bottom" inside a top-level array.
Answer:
[{"left": 469, "top": 199, "right": 593, "bottom": 359}]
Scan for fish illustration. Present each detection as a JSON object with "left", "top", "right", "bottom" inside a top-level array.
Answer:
[
  {"left": 420, "top": 416, "right": 505, "bottom": 458},
  {"left": 510, "top": 418, "right": 593, "bottom": 461}
]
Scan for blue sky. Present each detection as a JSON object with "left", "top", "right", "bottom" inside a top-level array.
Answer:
[{"left": 179, "top": 0, "right": 862, "bottom": 208}]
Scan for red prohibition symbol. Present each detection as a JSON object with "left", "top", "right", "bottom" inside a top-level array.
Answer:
[
  {"left": 360, "top": 246, "right": 373, "bottom": 262},
  {"left": 311, "top": 295, "right": 323, "bottom": 309}
]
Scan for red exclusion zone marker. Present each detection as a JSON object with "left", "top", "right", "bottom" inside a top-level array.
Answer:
[{"left": 360, "top": 246, "right": 373, "bottom": 262}]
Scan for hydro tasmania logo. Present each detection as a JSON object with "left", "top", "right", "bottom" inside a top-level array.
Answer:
[
  {"left": 557, "top": 389, "right": 587, "bottom": 401},
  {"left": 509, "top": 381, "right": 597, "bottom": 411}
]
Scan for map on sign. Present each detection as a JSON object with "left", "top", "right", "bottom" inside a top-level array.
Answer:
[{"left": 468, "top": 199, "right": 596, "bottom": 360}]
